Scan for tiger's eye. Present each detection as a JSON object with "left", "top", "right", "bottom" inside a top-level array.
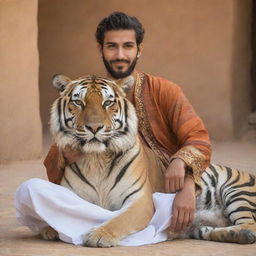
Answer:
[
  {"left": 104, "top": 100, "right": 112, "bottom": 107},
  {"left": 74, "top": 100, "right": 83, "bottom": 107}
]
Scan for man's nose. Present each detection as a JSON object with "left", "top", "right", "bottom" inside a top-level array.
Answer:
[{"left": 116, "top": 47, "right": 125, "bottom": 59}]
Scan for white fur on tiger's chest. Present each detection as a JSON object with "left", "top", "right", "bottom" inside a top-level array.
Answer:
[{"left": 60, "top": 152, "right": 134, "bottom": 211}]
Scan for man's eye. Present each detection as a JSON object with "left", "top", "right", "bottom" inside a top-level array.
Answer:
[
  {"left": 125, "top": 44, "right": 133, "bottom": 48},
  {"left": 74, "top": 100, "right": 83, "bottom": 107},
  {"left": 107, "top": 45, "right": 115, "bottom": 49},
  {"left": 103, "top": 100, "right": 112, "bottom": 107}
]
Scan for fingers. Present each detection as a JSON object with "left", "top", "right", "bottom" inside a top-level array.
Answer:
[
  {"left": 179, "top": 178, "right": 184, "bottom": 191},
  {"left": 170, "top": 209, "right": 191, "bottom": 232},
  {"left": 169, "top": 179, "right": 176, "bottom": 193},
  {"left": 170, "top": 197, "right": 195, "bottom": 232},
  {"left": 169, "top": 175, "right": 196, "bottom": 232},
  {"left": 175, "top": 210, "right": 185, "bottom": 232},
  {"left": 181, "top": 211, "right": 190, "bottom": 231},
  {"left": 164, "top": 159, "right": 186, "bottom": 193},
  {"left": 170, "top": 209, "right": 178, "bottom": 231},
  {"left": 189, "top": 211, "right": 194, "bottom": 226},
  {"left": 165, "top": 177, "right": 184, "bottom": 193}
]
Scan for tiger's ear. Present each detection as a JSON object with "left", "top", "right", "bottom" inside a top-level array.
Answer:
[
  {"left": 115, "top": 75, "right": 135, "bottom": 94},
  {"left": 52, "top": 74, "right": 72, "bottom": 93}
]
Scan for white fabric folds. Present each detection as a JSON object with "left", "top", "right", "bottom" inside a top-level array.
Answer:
[{"left": 15, "top": 178, "right": 175, "bottom": 246}]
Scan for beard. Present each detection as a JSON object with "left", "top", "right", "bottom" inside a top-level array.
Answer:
[{"left": 102, "top": 54, "right": 138, "bottom": 79}]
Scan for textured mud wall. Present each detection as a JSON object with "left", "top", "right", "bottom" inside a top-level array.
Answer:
[
  {"left": 0, "top": 0, "right": 42, "bottom": 162},
  {"left": 38, "top": 0, "right": 252, "bottom": 140}
]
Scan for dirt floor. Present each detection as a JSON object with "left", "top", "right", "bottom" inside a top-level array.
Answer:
[{"left": 1, "top": 140, "right": 256, "bottom": 256}]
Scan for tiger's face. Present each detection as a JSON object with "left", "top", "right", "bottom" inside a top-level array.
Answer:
[{"left": 50, "top": 74, "right": 137, "bottom": 153}]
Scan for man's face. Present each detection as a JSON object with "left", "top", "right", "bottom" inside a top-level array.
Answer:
[{"left": 100, "top": 30, "right": 142, "bottom": 79}]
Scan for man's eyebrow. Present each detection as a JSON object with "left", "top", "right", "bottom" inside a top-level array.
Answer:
[
  {"left": 124, "top": 42, "right": 135, "bottom": 45},
  {"left": 105, "top": 42, "right": 117, "bottom": 45},
  {"left": 104, "top": 41, "right": 135, "bottom": 45}
]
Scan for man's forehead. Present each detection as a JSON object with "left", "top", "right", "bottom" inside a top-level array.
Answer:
[{"left": 104, "top": 29, "right": 136, "bottom": 44}]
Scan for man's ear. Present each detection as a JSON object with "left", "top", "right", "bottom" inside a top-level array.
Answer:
[
  {"left": 52, "top": 74, "right": 72, "bottom": 94},
  {"left": 97, "top": 43, "right": 103, "bottom": 56},
  {"left": 137, "top": 43, "right": 144, "bottom": 58}
]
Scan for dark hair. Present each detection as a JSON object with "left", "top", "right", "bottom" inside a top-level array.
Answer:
[{"left": 95, "top": 12, "right": 145, "bottom": 47}]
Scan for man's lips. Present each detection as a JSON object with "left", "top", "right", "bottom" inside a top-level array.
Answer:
[
  {"left": 112, "top": 62, "right": 129, "bottom": 70},
  {"left": 114, "top": 61, "right": 127, "bottom": 65},
  {"left": 110, "top": 59, "right": 130, "bottom": 65}
]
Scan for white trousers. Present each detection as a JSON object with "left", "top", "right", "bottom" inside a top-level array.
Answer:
[{"left": 15, "top": 178, "right": 175, "bottom": 246}]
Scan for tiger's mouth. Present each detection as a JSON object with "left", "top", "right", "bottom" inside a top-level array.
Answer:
[
  {"left": 75, "top": 135, "right": 106, "bottom": 146},
  {"left": 74, "top": 134, "right": 109, "bottom": 153},
  {"left": 88, "top": 137, "right": 102, "bottom": 144},
  {"left": 72, "top": 125, "right": 114, "bottom": 151}
]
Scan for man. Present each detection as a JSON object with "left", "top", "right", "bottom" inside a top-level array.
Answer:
[{"left": 44, "top": 12, "right": 211, "bottom": 233}]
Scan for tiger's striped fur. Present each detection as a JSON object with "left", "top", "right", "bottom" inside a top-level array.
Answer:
[
  {"left": 48, "top": 74, "right": 164, "bottom": 247},
  {"left": 46, "top": 74, "right": 256, "bottom": 246},
  {"left": 176, "top": 164, "right": 256, "bottom": 244}
]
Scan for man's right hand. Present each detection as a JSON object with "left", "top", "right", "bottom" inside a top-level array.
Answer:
[{"left": 164, "top": 158, "right": 186, "bottom": 193}]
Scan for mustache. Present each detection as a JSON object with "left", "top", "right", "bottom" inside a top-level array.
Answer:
[{"left": 110, "top": 59, "right": 130, "bottom": 64}]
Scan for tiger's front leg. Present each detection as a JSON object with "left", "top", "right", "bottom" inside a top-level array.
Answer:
[
  {"left": 41, "top": 226, "right": 59, "bottom": 241},
  {"left": 83, "top": 192, "right": 154, "bottom": 247}
]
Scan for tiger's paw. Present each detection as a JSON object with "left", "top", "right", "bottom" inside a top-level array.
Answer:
[
  {"left": 41, "top": 226, "right": 59, "bottom": 241},
  {"left": 83, "top": 227, "right": 119, "bottom": 247},
  {"left": 234, "top": 230, "right": 256, "bottom": 244}
]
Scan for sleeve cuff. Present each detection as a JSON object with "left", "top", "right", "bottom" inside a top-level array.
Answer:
[{"left": 170, "top": 145, "right": 206, "bottom": 189}]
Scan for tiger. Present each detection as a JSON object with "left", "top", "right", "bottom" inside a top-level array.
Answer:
[{"left": 41, "top": 74, "right": 256, "bottom": 247}]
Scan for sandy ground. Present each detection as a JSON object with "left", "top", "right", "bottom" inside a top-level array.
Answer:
[{"left": 1, "top": 140, "right": 256, "bottom": 256}]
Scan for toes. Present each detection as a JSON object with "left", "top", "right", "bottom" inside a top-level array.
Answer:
[
  {"left": 238, "top": 230, "right": 256, "bottom": 244},
  {"left": 83, "top": 227, "right": 118, "bottom": 247},
  {"left": 41, "top": 226, "right": 59, "bottom": 241}
]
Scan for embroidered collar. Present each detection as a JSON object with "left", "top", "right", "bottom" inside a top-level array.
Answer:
[{"left": 134, "top": 72, "right": 170, "bottom": 167}]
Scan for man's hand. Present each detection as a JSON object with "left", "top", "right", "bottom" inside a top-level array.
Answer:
[
  {"left": 164, "top": 158, "right": 186, "bottom": 193},
  {"left": 170, "top": 176, "right": 196, "bottom": 232}
]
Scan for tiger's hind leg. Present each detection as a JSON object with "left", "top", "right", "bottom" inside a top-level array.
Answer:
[
  {"left": 192, "top": 223, "right": 256, "bottom": 244},
  {"left": 192, "top": 165, "right": 256, "bottom": 244},
  {"left": 192, "top": 203, "right": 256, "bottom": 243},
  {"left": 200, "top": 176, "right": 256, "bottom": 244}
]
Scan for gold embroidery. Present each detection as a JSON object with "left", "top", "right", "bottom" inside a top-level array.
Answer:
[
  {"left": 134, "top": 76, "right": 205, "bottom": 187},
  {"left": 134, "top": 73, "right": 170, "bottom": 167},
  {"left": 170, "top": 145, "right": 205, "bottom": 186}
]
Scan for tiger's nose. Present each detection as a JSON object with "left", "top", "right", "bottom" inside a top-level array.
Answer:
[{"left": 85, "top": 124, "right": 104, "bottom": 134}]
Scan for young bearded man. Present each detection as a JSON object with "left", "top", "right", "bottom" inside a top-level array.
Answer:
[{"left": 44, "top": 12, "right": 211, "bottom": 233}]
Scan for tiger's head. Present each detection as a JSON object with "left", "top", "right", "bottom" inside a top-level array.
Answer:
[{"left": 50, "top": 74, "right": 138, "bottom": 153}]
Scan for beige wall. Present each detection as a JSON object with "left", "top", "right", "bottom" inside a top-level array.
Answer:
[
  {"left": 0, "top": 1, "right": 252, "bottom": 162},
  {"left": 231, "top": 1, "right": 252, "bottom": 137},
  {"left": 0, "top": 0, "right": 42, "bottom": 162},
  {"left": 38, "top": 0, "right": 252, "bottom": 141}
]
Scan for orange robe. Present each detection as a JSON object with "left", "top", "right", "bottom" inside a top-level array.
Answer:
[{"left": 44, "top": 72, "right": 211, "bottom": 187}]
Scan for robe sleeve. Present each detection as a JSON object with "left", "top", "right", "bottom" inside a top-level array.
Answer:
[
  {"left": 43, "top": 144, "right": 65, "bottom": 184},
  {"left": 161, "top": 83, "right": 211, "bottom": 187}
]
